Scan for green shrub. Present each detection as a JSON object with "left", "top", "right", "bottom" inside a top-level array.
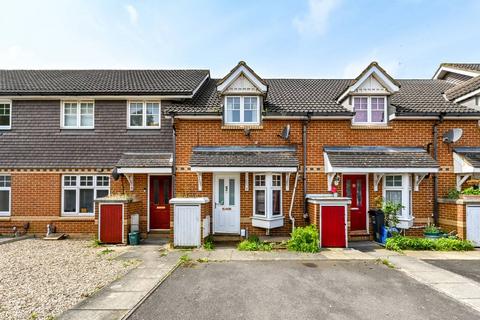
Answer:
[
  {"left": 287, "top": 225, "right": 319, "bottom": 253},
  {"left": 424, "top": 224, "right": 440, "bottom": 234},
  {"left": 237, "top": 236, "right": 273, "bottom": 251},
  {"left": 461, "top": 187, "right": 480, "bottom": 195},
  {"left": 204, "top": 235, "right": 215, "bottom": 251},
  {"left": 386, "top": 236, "right": 474, "bottom": 252},
  {"left": 447, "top": 188, "right": 460, "bottom": 199}
]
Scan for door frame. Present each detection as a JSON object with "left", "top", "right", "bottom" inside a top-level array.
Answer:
[
  {"left": 147, "top": 174, "right": 173, "bottom": 232},
  {"left": 212, "top": 172, "right": 241, "bottom": 234},
  {"left": 318, "top": 203, "right": 348, "bottom": 248},
  {"left": 342, "top": 173, "right": 369, "bottom": 234},
  {"left": 98, "top": 202, "right": 124, "bottom": 244}
]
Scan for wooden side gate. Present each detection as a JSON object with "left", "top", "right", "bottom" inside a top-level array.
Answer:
[{"left": 99, "top": 204, "right": 123, "bottom": 244}]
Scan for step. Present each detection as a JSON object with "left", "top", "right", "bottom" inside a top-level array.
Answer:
[
  {"left": 212, "top": 234, "right": 243, "bottom": 242},
  {"left": 148, "top": 230, "right": 170, "bottom": 239}
]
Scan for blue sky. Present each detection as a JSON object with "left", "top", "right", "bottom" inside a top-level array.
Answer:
[{"left": 0, "top": 0, "right": 479, "bottom": 78}]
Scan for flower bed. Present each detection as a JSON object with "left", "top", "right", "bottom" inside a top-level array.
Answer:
[{"left": 386, "top": 236, "right": 474, "bottom": 252}]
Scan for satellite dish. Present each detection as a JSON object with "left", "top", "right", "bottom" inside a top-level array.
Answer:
[
  {"left": 112, "top": 167, "right": 121, "bottom": 181},
  {"left": 442, "top": 128, "right": 463, "bottom": 144},
  {"left": 279, "top": 124, "right": 291, "bottom": 140}
]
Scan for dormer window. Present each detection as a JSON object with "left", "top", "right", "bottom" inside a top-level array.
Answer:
[
  {"left": 353, "top": 96, "right": 386, "bottom": 124},
  {"left": 225, "top": 96, "right": 260, "bottom": 125}
]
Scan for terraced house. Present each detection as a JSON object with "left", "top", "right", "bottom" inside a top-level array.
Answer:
[{"left": 1, "top": 61, "right": 479, "bottom": 247}]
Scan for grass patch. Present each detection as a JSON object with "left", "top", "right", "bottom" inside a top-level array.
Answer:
[
  {"left": 376, "top": 258, "right": 395, "bottom": 269},
  {"left": 180, "top": 254, "right": 192, "bottom": 263},
  {"left": 237, "top": 235, "right": 273, "bottom": 251},
  {"left": 197, "top": 257, "right": 209, "bottom": 263},
  {"left": 287, "top": 225, "right": 319, "bottom": 253},
  {"left": 99, "top": 248, "right": 114, "bottom": 255},
  {"left": 204, "top": 235, "right": 215, "bottom": 251},
  {"left": 89, "top": 237, "right": 102, "bottom": 248},
  {"left": 386, "top": 236, "right": 474, "bottom": 252}
]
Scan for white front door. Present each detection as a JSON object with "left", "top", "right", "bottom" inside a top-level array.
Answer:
[
  {"left": 467, "top": 206, "right": 480, "bottom": 247},
  {"left": 213, "top": 174, "right": 240, "bottom": 234}
]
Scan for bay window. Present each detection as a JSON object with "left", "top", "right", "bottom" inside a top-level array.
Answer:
[
  {"left": 225, "top": 96, "right": 260, "bottom": 125},
  {"left": 128, "top": 101, "right": 161, "bottom": 128},
  {"left": 0, "top": 101, "right": 11, "bottom": 130},
  {"left": 62, "top": 101, "right": 94, "bottom": 129},
  {"left": 383, "top": 174, "right": 413, "bottom": 228},
  {"left": 62, "top": 175, "right": 110, "bottom": 216},
  {"left": 254, "top": 174, "right": 282, "bottom": 218},
  {"left": 353, "top": 96, "right": 386, "bottom": 124},
  {"left": 0, "top": 175, "right": 11, "bottom": 216}
]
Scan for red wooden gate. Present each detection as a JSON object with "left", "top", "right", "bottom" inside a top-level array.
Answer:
[
  {"left": 100, "top": 204, "right": 123, "bottom": 244},
  {"left": 321, "top": 205, "right": 346, "bottom": 247}
]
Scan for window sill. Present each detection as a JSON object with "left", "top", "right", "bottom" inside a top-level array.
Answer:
[
  {"left": 61, "top": 214, "right": 95, "bottom": 219},
  {"left": 0, "top": 216, "right": 11, "bottom": 221},
  {"left": 221, "top": 124, "right": 263, "bottom": 130},
  {"left": 251, "top": 215, "right": 284, "bottom": 229},
  {"left": 350, "top": 124, "right": 392, "bottom": 130}
]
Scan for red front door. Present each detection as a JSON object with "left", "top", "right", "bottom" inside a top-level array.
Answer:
[
  {"left": 100, "top": 204, "right": 123, "bottom": 244},
  {"left": 321, "top": 205, "right": 346, "bottom": 247},
  {"left": 343, "top": 175, "right": 367, "bottom": 231},
  {"left": 149, "top": 176, "right": 172, "bottom": 229}
]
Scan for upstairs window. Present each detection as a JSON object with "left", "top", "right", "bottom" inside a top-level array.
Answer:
[
  {"left": 0, "top": 101, "right": 11, "bottom": 130},
  {"left": 62, "top": 175, "right": 110, "bottom": 216},
  {"left": 128, "top": 101, "right": 161, "bottom": 129},
  {"left": 254, "top": 173, "right": 282, "bottom": 218},
  {"left": 353, "top": 96, "right": 386, "bottom": 124},
  {"left": 0, "top": 175, "right": 11, "bottom": 216},
  {"left": 225, "top": 96, "right": 259, "bottom": 125},
  {"left": 62, "top": 101, "right": 94, "bottom": 129}
]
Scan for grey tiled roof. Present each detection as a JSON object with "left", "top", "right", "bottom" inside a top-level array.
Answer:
[
  {"left": 189, "top": 146, "right": 298, "bottom": 167},
  {"left": 116, "top": 153, "right": 172, "bottom": 168},
  {"left": 0, "top": 70, "right": 209, "bottom": 96},
  {"left": 454, "top": 147, "right": 480, "bottom": 168},
  {"left": 444, "top": 76, "right": 480, "bottom": 101},
  {"left": 164, "top": 78, "right": 480, "bottom": 116},
  {"left": 441, "top": 63, "right": 480, "bottom": 73},
  {"left": 324, "top": 146, "right": 439, "bottom": 168}
]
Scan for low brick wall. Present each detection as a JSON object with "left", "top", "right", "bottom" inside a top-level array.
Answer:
[{"left": 438, "top": 197, "right": 480, "bottom": 239}]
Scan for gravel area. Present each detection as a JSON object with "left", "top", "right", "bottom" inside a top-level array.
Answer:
[{"left": 0, "top": 239, "right": 139, "bottom": 320}]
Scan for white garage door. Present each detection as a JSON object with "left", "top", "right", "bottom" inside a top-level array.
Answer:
[
  {"left": 174, "top": 205, "right": 201, "bottom": 247},
  {"left": 467, "top": 206, "right": 480, "bottom": 247}
]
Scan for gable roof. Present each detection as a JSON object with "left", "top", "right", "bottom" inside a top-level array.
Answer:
[
  {"left": 0, "top": 69, "right": 209, "bottom": 96},
  {"left": 433, "top": 63, "right": 480, "bottom": 80},
  {"left": 216, "top": 61, "right": 268, "bottom": 93},
  {"left": 164, "top": 78, "right": 480, "bottom": 116},
  {"left": 444, "top": 75, "right": 480, "bottom": 102},
  {"left": 439, "top": 63, "right": 480, "bottom": 73}
]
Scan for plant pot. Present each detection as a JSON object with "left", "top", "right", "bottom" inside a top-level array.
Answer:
[
  {"left": 460, "top": 195, "right": 480, "bottom": 200},
  {"left": 424, "top": 232, "right": 442, "bottom": 239}
]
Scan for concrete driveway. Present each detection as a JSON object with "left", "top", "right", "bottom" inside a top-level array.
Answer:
[
  {"left": 424, "top": 259, "right": 480, "bottom": 284},
  {"left": 128, "top": 260, "right": 479, "bottom": 320}
]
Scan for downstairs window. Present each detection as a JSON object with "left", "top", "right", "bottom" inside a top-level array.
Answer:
[
  {"left": 254, "top": 173, "right": 282, "bottom": 218},
  {"left": 62, "top": 175, "right": 110, "bottom": 216},
  {"left": 0, "top": 175, "right": 11, "bottom": 216},
  {"left": 383, "top": 174, "right": 412, "bottom": 223}
]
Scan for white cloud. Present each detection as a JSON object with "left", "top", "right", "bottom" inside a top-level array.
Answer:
[
  {"left": 125, "top": 4, "right": 139, "bottom": 25},
  {"left": 293, "top": 0, "right": 342, "bottom": 36}
]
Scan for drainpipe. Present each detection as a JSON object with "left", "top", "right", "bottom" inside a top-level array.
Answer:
[
  {"left": 432, "top": 112, "right": 445, "bottom": 225},
  {"left": 171, "top": 113, "right": 176, "bottom": 197},
  {"left": 288, "top": 171, "right": 299, "bottom": 231},
  {"left": 302, "top": 114, "right": 311, "bottom": 220}
]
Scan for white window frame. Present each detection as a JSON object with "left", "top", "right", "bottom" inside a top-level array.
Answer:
[
  {"left": 127, "top": 101, "right": 162, "bottom": 129},
  {"left": 61, "top": 175, "right": 110, "bottom": 216},
  {"left": 352, "top": 96, "right": 387, "bottom": 125},
  {"left": 0, "top": 175, "right": 11, "bottom": 216},
  {"left": 61, "top": 101, "right": 95, "bottom": 129},
  {"left": 253, "top": 173, "right": 283, "bottom": 219},
  {"left": 0, "top": 100, "right": 12, "bottom": 130},
  {"left": 383, "top": 174, "right": 412, "bottom": 221},
  {"left": 224, "top": 96, "right": 260, "bottom": 125}
]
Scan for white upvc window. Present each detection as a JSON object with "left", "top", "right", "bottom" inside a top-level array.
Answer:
[
  {"left": 0, "top": 175, "right": 11, "bottom": 216},
  {"left": 0, "top": 100, "right": 12, "bottom": 130},
  {"left": 225, "top": 96, "right": 260, "bottom": 125},
  {"left": 383, "top": 174, "right": 412, "bottom": 222},
  {"left": 128, "top": 101, "right": 161, "bottom": 129},
  {"left": 352, "top": 96, "right": 387, "bottom": 124},
  {"left": 254, "top": 173, "right": 282, "bottom": 218},
  {"left": 62, "top": 101, "right": 94, "bottom": 129},
  {"left": 62, "top": 175, "right": 110, "bottom": 216}
]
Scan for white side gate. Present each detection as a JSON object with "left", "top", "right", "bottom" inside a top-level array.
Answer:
[
  {"left": 467, "top": 206, "right": 480, "bottom": 247},
  {"left": 174, "top": 205, "right": 201, "bottom": 247}
]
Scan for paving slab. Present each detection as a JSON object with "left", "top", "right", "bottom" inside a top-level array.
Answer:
[
  {"left": 59, "top": 309, "right": 126, "bottom": 320},
  {"left": 408, "top": 270, "right": 471, "bottom": 284},
  {"left": 434, "top": 283, "right": 480, "bottom": 300},
  {"left": 76, "top": 291, "right": 147, "bottom": 310}
]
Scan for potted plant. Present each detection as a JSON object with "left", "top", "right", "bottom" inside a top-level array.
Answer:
[
  {"left": 379, "top": 200, "right": 403, "bottom": 244},
  {"left": 424, "top": 224, "right": 442, "bottom": 239},
  {"left": 460, "top": 186, "right": 480, "bottom": 200}
]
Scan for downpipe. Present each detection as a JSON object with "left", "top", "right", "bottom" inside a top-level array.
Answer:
[
  {"left": 288, "top": 171, "right": 299, "bottom": 232},
  {"left": 171, "top": 113, "right": 177, "bottom": 197},
  {"left": 302, "top": 115, "right": 311, "bottom": 221},
  {"left": 432, "top": 113, "right": 445, "bottom": 225}
]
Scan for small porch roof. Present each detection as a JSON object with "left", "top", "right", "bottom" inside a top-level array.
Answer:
[
  {"left": 116, "top": 152, "right": 172, "bottom": 174},
  {"left": 453, "top": 147, "right": 480, "bottom": 174},
  {"left": 323, "top": 146, "right": 439, "bottom": 173},
  {"left": 190, "top": 146, "right": 298, "bottom": 172}
]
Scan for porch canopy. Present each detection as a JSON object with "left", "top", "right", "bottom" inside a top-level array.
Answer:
[
  {"left": 323, "top": 146, "right": 439, "bottom": 191},
  {"left": 189, "top": 146, "right": 298, "bottom": 173},
  {"left": 453, "top": 147, "right": 480, "bottom": 190},
  {"left": 116, "top": 152, "right": 173, "bottom": 174}
]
